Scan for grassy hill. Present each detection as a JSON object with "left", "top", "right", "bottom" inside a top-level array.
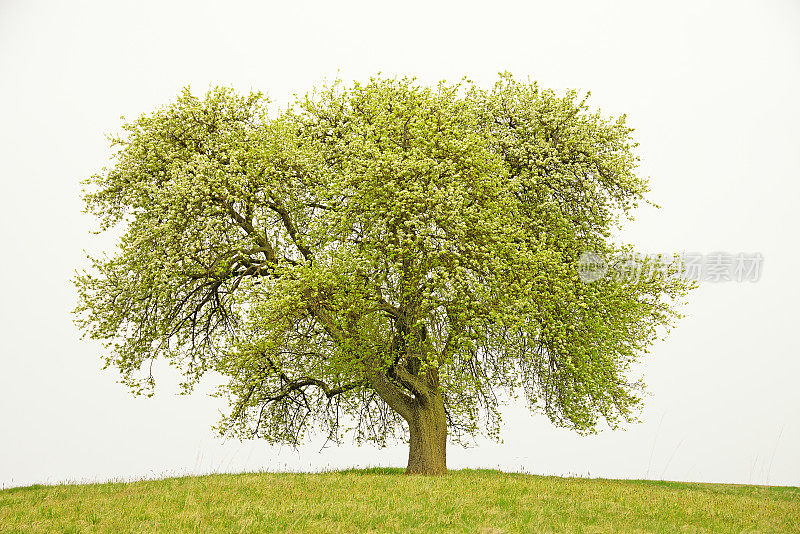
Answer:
[{"left": 1, "top": 468, "right": 797, "bottom": 533}]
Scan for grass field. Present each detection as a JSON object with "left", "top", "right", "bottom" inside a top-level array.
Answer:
[{"left": 1, "top": 468, "right": 797, "bottom": 533}]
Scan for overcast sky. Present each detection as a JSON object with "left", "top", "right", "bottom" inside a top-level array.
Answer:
[{"left": 1, "top": 0, "right": 798, "bottom": 489}]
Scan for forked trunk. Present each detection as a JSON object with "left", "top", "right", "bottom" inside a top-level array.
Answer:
[{"left": 405, "top": 391, "right": 447, "bottom": 475}]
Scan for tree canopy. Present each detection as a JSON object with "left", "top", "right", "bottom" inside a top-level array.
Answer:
[{"left": 75, "top": 74, "right": 692, "bottom": 474}]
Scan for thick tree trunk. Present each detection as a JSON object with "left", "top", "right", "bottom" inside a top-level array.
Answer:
[{"left": 405, "top": 391, "right": 447, "bottom": 475}]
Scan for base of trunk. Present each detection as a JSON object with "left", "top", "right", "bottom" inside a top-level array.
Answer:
[{"left": 405, "top": 394, "right": 447, "bottom": 475}]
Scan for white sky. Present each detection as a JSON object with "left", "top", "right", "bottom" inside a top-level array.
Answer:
[{"left": 1, "top": 0, "right": 798, "bottom": 489}]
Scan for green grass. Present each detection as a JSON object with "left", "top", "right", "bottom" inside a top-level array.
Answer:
[{"left": 1, "top": 469, "right": 797, "bottom": 533}]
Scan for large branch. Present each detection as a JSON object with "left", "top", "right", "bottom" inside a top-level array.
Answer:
[
  {"left": 267, "top": 193, "right": 313, "bottom": 261},
  {"left": 262, "top": 353, "right": 364, "bottom": 401},
  {"left": 388, "top": 363, "right": 427, "bottom": 399},
  {"left": 267, "top": 377, "right": 363, "bottom": 402},
  {"left": 212, "top": 195, "right": 277, "bottom": 262},
  {"left": 365, "top": 370, "right": 414, "bottom": 422}
]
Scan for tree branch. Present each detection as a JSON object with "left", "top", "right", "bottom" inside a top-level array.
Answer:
[{"left": 267, "top": 193, "right": 313, "bottom": 261}]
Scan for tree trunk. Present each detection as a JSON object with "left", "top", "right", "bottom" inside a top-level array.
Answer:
[{"left": 405, "top": 391, "right": 447, "bottom": 475}]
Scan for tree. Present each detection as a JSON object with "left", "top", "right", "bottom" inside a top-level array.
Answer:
[{"left": 74, "top": 75, "right": 692, "bottom": 475}]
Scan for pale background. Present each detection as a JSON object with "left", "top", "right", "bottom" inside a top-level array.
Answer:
[{"left": 1, "top": 0, "right": 798, "bottom": 489}]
